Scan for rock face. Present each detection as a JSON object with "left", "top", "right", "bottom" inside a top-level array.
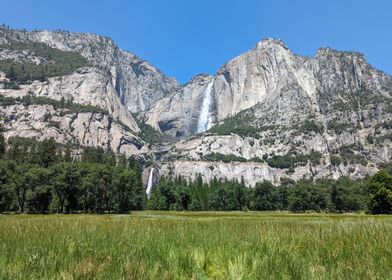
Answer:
[
  {"left": 147, "top": 38, "right": 392, "bottom": 132},
  {"left": 0, "top": 28, "right": 180, "bottom": 113},
  {"left": 2, "top": 104, "right": 146, "bottom": 156},
  {"left": 144, "top": 74, "right": 215, "bottom": 138},
  {"left": 152, "top": 39, "right": 392, "bottom": 185},
  {"left": 160, "top": 160, "right": 378, "bottom": 187},
  {"left": 1, "top": 26, "right": 392, "bottom": 186},
  {"left": 0, "top": 27, "right": 179, "bottom": 156}
]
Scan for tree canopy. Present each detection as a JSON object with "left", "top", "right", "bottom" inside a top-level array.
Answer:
[
  {"left": 0, "top": 128, "right": 390, "bottom": 214},
  {"left": 0, "top": 135, "right": 145, "bottom": 213}
]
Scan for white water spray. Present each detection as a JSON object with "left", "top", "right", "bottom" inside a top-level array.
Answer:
[
  {"left": 197, "top": 81, "right": 214, "bottom": 133},
  {"left": 146, "top": 168, "right": 154, "bottom": 197}
]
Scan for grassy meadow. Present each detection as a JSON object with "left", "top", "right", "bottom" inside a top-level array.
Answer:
[{"left": 0, "top": 212, "right": 392, "bottom": 279}]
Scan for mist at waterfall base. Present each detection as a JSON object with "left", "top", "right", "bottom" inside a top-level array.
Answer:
[
  {"left": 197, "top": 82, "right": 214, "bottom": 133},
  {"left": 146, "top": 168, "right": 154, "bottom": 197}
]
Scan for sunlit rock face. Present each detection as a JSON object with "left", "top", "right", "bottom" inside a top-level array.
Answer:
[
  {"left": 159, "top": 160, "right": 379, "bottom": 187},
  {"left": 0, "top": 27, "right": 178, "bottom": 156},
  {"left": 23, "top": 29, "right": 180, "bottom": 113},
  {"left": 143, "top": 74, "right": 216, "bottom": 138},
  {"left": 151, "top": 39, "right": 392, "bottom": 185},
  {"left": 1, "top": 26, "right": 392, "bottom": 185},
  {"left": 211, "top": 38, "right": 392, "bottom": 121},
  {"left": 144, "top": 38, "right": 392, "bottom": 141}
]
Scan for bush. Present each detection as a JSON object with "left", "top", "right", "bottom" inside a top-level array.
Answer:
[
  {"left": 0, "top": 94, "right": 18, "bottom": 106},
  {"left": 1, "top": 80, "right": 20, "bottom": 89},
  {"left": 204, "top": 152, "right": 247, "bottom": 163},
  {"left": 301, "top": 119, "right": 324, "bottom": 134},
  {"left": 330, "top": 155, "right": 342, "bottom": 166},
  {"left": 381, "top": 121, "right": 392, "bottom": 130},
  {"left": 266, "top": 151, "right": 322, "bottom": 169},
  {"left": 208, "top": 109, "right": 262, "bottom": 138},
  {"left": 339, "top": 144, "right": 367, "bottom": 166},
  {"left": 327, "top": 120, "right": 352, "bottom": 134},
  {"left": 132, "top": 113, "right": 162, "bottom": 144}
]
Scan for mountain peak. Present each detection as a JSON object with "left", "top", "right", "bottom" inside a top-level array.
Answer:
[
  {"left": 255, "top": 38, "right": 288, "bottom": 50},
  {"left": 1, "top": 25, "right": 391, "bottom": 188}
]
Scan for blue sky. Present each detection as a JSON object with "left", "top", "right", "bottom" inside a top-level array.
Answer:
[{"left": 1, "top": 0, "right": 391, "bottom": 83}]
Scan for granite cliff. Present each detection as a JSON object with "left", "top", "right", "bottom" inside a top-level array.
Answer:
[{"left": 1, "top": 27, "right": 391, "bottom": 187}]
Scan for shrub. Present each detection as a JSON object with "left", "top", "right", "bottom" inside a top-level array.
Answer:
[
  {"left": 1, "top": 80, "right": 20, "bottom": 89},
  {"left": 203, "top": 152, "right": 247, "bottom": 163},
  {"left": 301, "top": 119, "right": 324, "bottom": 134},
  {"left": 330, "top": 155, "right": 342, "bottom": 166},
  {"left": 131, "top": 113, "right": 162, "bottom": 144},
  {"left": 339, "top": 144, "right": 367, "bottom": 166},
  {"left": 266, "top": 151, "right": 323, "bottom": 169},
  {"left": 208, "top": 109, "right": 261, "bottom": 138},
  {"left": 0, "top": 94, "right": 18, "bottom": 106},
  {"left": 327, "top": 120, "right": 352, "bottom": 134}
]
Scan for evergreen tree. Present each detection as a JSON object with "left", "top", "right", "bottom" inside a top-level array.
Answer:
[
  {"left": 38, "top": 138, "right": 58, "bottom": 167},
  {"left": 25, "top": 166, "right": 51, "bottom": 213},
  {"left": 250, "top": 181, "right": 279, "bottom": 211},
  {"left": 0, "top": 125, "right": 5, "bottom": 158},
  {"left": 0, "top": 160, "right": 15, "bottom": 212},
  {"left": 368, "top": 171, "right": 392, "bottom": 214},
  {"left": 7, "top": 64, "right": 16, "bottom": 81},
  {"left": 62, "top": 146, "right": 72, "bottom": 162}
]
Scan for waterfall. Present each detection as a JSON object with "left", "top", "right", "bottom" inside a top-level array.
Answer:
[
  {"left": 146, "top": 168, "right": 154, "bottom": 197},
  {"left": 197, "top": 81, "right": 214, "bottom": 133}
]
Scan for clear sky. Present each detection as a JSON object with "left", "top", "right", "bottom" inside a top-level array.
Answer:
[{"left": 1, "top": 0, "right": 391, "bottom": 83}]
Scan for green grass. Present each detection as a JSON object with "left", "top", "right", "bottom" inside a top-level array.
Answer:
[{"left": 1, "top": 212, "right": 392, "bottom": 279}]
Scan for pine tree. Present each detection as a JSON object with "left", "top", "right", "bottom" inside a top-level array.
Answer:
[
  {"left": 7, "top": 64, "right": 16, "bottom": 81},
  {"left": 0, "top": 125, "right": 5, "bottom": 158},
  {"left": 63, "top": 146, "right": 72, "bottom": 162},
  {"left": 37, "top": 138, "right": 58, "bottom": 168}
]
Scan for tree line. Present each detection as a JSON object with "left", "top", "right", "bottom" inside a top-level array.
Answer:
[
  {"left": 0, "top": 136, "right": 146, "bottom": 213},
  {"left": 0, "top": 130, "right": 391, "bottom": 214},
  {"left": 149, "top": 169, "right": 392, "bottom": 214}
]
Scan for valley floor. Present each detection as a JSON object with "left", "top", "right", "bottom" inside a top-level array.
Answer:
[{"left": 1, "top": 212, "right": 392, "bottom": 279}]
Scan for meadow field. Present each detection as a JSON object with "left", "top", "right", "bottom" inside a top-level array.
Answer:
[{"left": 0, "top": 212, "right": 392, "bottom": 279}]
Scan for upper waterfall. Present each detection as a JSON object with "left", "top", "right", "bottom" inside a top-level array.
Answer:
[{"left": 197, "top": 81, "right": 214, "bottom": 133}]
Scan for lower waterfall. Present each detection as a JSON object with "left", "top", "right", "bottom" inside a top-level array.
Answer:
[{"left": 146, "top": 168, "right": 154, "bottom": 197}]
